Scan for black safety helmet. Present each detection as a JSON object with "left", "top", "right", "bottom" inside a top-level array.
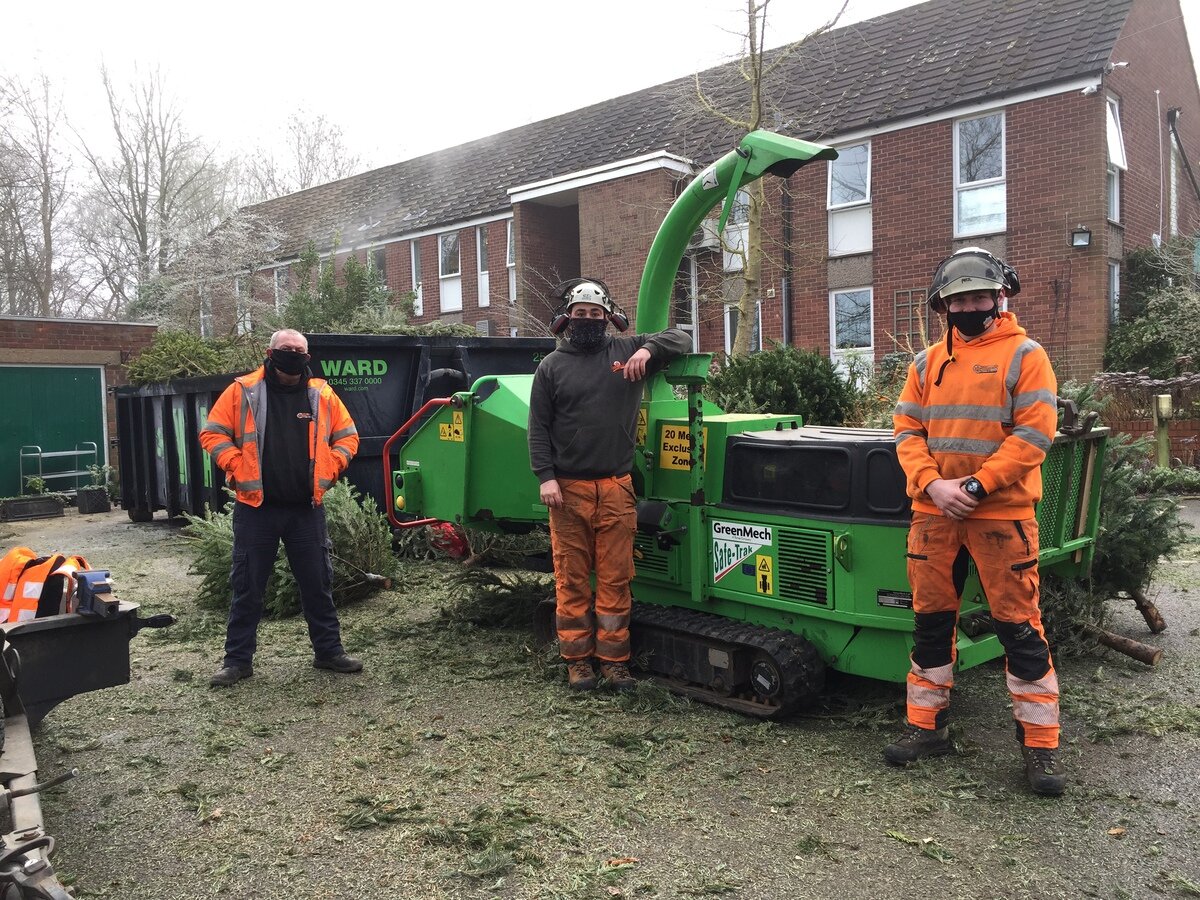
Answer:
[{"left": 927, "top": 247, "right": 1021, "bottom": 313}]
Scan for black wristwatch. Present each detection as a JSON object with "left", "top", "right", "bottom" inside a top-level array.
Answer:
[{"left": 963, "top": 477, "right": 988, "bottom": 500}]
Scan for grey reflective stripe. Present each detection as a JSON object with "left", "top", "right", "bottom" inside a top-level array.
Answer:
[
  {"left": 1005, "top": 339, "right": 1042, "bottom": 396},
  {"left": 894, "top": 401, "right": 923, "bottom": 419},
  {"left": 331, "top": 426, "right": 357, "bottom": 441},
  {"left": 332, "top": 445, "right": 353, "bottom": 463},
  {"left": 238, "top": 479, "right": 263, "bottom": 491},
  {"left": 921, "top": 403, "right": 1008, "bottom": 422},
  {"left": 318, "top": 476, "right": 336, "bottom": 490},
  {"left": 596, "top": 613, "right": 630, "bottom": 633},
  {"left": 244, "top": 378, "right": 266, "bottom": 449},
  {"left": 927, "top": 437, "right": 1001, "bottom": 455},
  {"left": 209, "top": 440, "right": 236, "bottom": 459},
  {"left": 914, "top": 350, "right": 928, "bottom": 388},
  {"left": 239, "top": 391, "right": 252, "bottom": 443},
  {"left": 240, "top": 433, "right": 257, "bottom": 446},
  {"left": 895, "top": 430, "right": 923, "bottom": 445},
  {"left": 204, "top": 422, "right": 234, "bottom": 439},
  {"left": 1012, "top": 425, "right": 1053, "bottom": 451},
  {"left": 1012, "top": 389, "right": 1057, "bottom": 411}
]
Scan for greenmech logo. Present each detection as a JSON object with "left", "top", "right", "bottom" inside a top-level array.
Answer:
[{"left": 319, "top": 358, "right": 388, "bottom": 392}]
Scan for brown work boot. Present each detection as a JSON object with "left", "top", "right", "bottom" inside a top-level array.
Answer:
[
  {"left": 1021, "top": 745, "right": 1067, "bottom": 796},
  {"left": 599, "top": 661, "right": 637, "bottom": 693},
  {"left": 883, "top": 724, "right": 952, "bottom": 765},
  {"left": 566, "top": 659, "right": 597, "bottom": 691}
]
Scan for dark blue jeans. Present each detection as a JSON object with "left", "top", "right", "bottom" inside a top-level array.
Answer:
[{"left": 224, "top": 502, "right": 344, "bottom": 668}]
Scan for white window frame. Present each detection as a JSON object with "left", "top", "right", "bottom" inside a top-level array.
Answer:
[
  {"left": 506, "top": 217, "right": 516, "bottom": 304},
  {"left": 723, "top": 301, "right": 762, "bottom": 354},
  {"left": 438, "top": 231, "right": 463, "bottom": 313},
  {"left": 234, "top": 276, "right": 251, "bottom": 336},
  {"left": 723, "top": 189, "right": 751, "bottom": 272},
  {"left": 410, "top": 239, "right": 423, "bottom": 317},
  {"left": 953, "top": 111, "right": 1006, "bottom": 237},
  {"left": 1170, "top": 145, "right": 1180, "bottom": 237},
  {"left": 1106, "top": 96, "right": 1126, "bottom": 224},
  {"left": 1108, "top": 261, "right": 1121, "bottom": 323},
  {"left": 199, "top": 286, "right": 214, "bottom": 339},
  {"left": 829, "top": 286, "right": 874, "bottom": 366},
  {"left": 827, "top": 141, "right": 872, "bottom": 256},
  {"left": 273, "top": 266, "right": 288, "bottom": 310},
  {"left": 477, "top": 224, "right": 490, "bottom": 308},
  {"left": 1107, "top": 164, "right": 1121, "bottom": 223}
]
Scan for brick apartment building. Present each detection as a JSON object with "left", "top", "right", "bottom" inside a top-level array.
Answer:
[{"left": 210, "top": 0, "right": 1199, "bottom": 381}]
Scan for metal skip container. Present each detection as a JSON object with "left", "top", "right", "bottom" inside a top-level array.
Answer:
[{"left": 115, "top": 334, "right": 554, "bottom": 520}]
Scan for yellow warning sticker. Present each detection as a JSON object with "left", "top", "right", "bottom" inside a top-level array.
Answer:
[
  {"left": 438, "top": 423, "right": 452, "bottom": 441},
  {"left": 450, "top": 410, "right": 465, "bottom": 442},
  {"left": 658, "top": 424, "right": 707, "bottom": 471},
  {"left": 636, "top": 408, "right": 648, "bottom": 446},
  {"left": 755, "top": 554, "right": 774, "bottom": 595}
]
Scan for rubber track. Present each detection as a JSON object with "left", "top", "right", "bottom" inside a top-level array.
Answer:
[{"left": 630, "top": 601, "right": 825, "bottom": 718}]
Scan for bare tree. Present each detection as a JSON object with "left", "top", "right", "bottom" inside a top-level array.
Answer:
[
  {"left": 689, "top": 0, "right": 847, "bottom": 356},
  {"left": 0, "top": 74, "right": 72, "bottom": 317},
  {"left": 240, "top": 112, "right": 364, "bottom": 203},
  {"left": 77, "top": 67, "right": 230, "bottom": 317}
]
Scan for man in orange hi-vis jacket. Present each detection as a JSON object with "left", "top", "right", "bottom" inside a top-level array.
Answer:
[
  {"left": 887, "top": 249, "right": 1065, "bottom": 796},
  {"left": 200, "top": 329, "right": 361, "bottom": 687}
]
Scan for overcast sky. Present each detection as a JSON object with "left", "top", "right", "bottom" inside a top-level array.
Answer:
[{"left": 7, "top": 0, "right": 1200, "bottom": 171}]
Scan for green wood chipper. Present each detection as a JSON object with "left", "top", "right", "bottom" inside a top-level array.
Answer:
[{"left": 382, "top": 130, "right": 1107, "bottom": 717}]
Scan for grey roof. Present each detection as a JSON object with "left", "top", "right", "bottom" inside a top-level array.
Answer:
[{"left": 248, "top": 0, "right": 1132, "bottom": 259}]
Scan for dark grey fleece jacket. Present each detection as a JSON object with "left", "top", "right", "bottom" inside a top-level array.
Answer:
[{"left": 528, "top": 328, "right": 692, "bottom": 483}]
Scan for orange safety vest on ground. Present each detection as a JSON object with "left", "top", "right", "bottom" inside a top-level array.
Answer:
[
  {"left": 198, "top": 367, "right": 359, "bottom": 507},
  {"left": 0, "top": 546, "right": 91, "bottom": 622}
]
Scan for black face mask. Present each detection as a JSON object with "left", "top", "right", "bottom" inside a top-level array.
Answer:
[
  {"left": 947, "top": 302, "right": 997, "bottom": 337},
  {"left": 567, "top": 318, "right": 608, "bottom": 353},
  {"left": 267, "top": 349, "right": 309, "bottom": 376}
]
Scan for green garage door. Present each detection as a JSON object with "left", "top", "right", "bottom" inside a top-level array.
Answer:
[{"left": 0, "top": 365, "right": 106, "bottom": 498}]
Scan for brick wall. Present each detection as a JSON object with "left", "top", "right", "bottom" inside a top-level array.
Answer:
[
  {"left": 0, "top": 317, "right": 159, "bottom": 456},
  {"left": 1105, "top": 418, "right": 1200, "bottom": 464}
]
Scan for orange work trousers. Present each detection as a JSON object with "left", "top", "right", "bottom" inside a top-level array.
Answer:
[
  {"left": 905, "top": 512, "right": 1060, "bottom": 748},
  {"left": 548, "top": 475, "right": 636, "bottom": 662}
]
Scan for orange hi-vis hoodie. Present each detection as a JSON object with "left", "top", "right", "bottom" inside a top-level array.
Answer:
[{"left": 893, "top": 312, "right": 1057, "bottom": 520}]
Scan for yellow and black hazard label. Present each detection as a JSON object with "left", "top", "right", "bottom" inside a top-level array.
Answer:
[
  {"left": 450, "top": 410, "right": 464, "bottom": 442},
  {"left": 636, "top": 408, "right": 648, "bottom": 446},
  {"left": 658, "top": 425, "right": 707, "bottom": 471},
  {"left": 755, "top": 554, "right": 774, "bottom": 595}
]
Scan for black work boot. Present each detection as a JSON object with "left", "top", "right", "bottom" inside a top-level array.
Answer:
[
  {"left": 1021, "top": 745, "right": 1067, "bottom": 796},
  {"left": 210, "top": 665, "right": 253, "bottom": 687},
  {"left": 566, "top": 659, "right": 597, "bottom": 691},
  {"left": 313, "top": 653, "right": 364, "bottom": 674},
  {"left": 883, "top": 725, "right": 953, "bottom": 766}
]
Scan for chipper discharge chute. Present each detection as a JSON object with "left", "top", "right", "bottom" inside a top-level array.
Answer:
[{"left": 383, "top": 130, "right": 1108, "bottom": 718}]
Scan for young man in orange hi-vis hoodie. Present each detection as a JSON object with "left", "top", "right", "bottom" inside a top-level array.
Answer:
[{"left": 887, "top": 249, "right": 1066, "bottom": 796}]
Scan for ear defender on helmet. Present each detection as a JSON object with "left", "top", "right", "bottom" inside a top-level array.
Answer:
[{"left": 547, "top": 278, "right": 629, "bottom": 333}]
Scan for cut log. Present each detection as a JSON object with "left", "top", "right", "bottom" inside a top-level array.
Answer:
[
  {"left": 1082, "top": 624, "right": 1163, "bottom": 666},
  {"left": 1130, "top": 589, "right": 1167, "bottom": 634}
]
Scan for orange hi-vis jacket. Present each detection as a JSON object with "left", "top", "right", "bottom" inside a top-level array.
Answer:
[
  {"left": 893, "top": 312, "right": 1057, "bottom": 520},
  {"left": 199, "top": 367, "right": 359, "bottom": 507},
  {"left": 0, "top": 546, "right": 91, "bottom": 622}
]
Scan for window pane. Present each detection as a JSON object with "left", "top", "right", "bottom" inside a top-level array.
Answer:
[
  {"left": 439, "top": 233, "right": 460, "bottom": 276},
  {"left": 411, "top": 241, "right": 422, "bottom": 285},
  {"left": 372, "top": 248, "right": 387, "bottom": 284},
  {"left": 834, "top": 289, "right": 872, "bottom": 349},
  {"left": 830, "top": 143, "right": 869, "bottom": 205},
  {"left": 723, "top": 223, "right": 747, "bottom": 272},
  {"left": 1107, "top": 100, "right": 1127, "bottom": 170},
  {"left": 729, "top": 189, "right": 751, "bottom": 225},
  {"left": 506, "top": 220, "right": 515, "bottom": 267},
  {"left": 829, "top": 205, "right": 873, "bottom": 255},
  {"left": 1107, "top": 166, "right": 1120, "bottom": 222},
  {"left": 958, "top": 114, "right": 1003, "bottom": 183},
  {"left": 478, "top": 224, "right": 488, "bottom": 273},
  {"left": 957, "top": 183, "right": 1006, "bottom": 234}
]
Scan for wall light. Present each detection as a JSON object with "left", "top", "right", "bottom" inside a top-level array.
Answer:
[{"left": 1070, "top": 226, "right": 1092, "bottom": 248}]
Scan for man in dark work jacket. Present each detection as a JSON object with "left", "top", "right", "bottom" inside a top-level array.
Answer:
[{"left": 528, "top": 279, "right": 691, "bottom": 692}]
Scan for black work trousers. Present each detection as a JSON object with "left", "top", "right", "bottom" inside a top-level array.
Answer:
[{"left": 223, "top": 501, "right": 343, "bottom": 668}]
